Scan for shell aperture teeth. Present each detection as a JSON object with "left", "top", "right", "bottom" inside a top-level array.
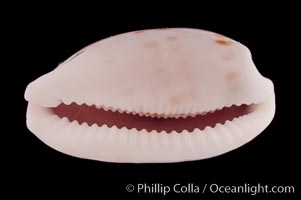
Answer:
[
  {"left": 56, "top": 101, "right": 255, "bottom": 118},
  {"left": 49, "top": 101, "right": 256, "bottom": 133}
]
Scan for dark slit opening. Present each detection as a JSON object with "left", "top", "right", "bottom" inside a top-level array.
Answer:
[{"left": 52, "top": 103, "right": 252, "bottom": 133}]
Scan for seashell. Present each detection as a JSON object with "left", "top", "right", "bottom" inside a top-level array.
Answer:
[{"left": 24, "top": 28, "right": 275, "bottom": 163}]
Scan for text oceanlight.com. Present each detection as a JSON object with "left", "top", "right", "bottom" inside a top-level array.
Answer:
[{"left": 125, "top": 183, "right": 294, "bottom": 196}]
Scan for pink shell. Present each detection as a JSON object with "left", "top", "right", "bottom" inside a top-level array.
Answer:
[{"left": 25, "top": 28, "right": 275, "bottom": 163}]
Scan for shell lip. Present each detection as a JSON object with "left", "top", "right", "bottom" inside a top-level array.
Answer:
[
  {"left": 25, "top": 92, "right": 275, "bottom": 163},
  {"left": 25, "top": 89, "right": 274, "bottom": 118}
]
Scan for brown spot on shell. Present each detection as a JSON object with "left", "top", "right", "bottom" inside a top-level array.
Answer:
[
  {"left": 154, "top": 65, "right": 171, "bottom": 88},
  {"left": 167, "top": 36, "right": 177, "bottom": 41},
  {"left": 103, "top": 58, "right": 111, "bottom": 64},
  {"left": 133, "top": 30, "right": 145, "bottom": 34},
  {"left": 143, "top": 41, "right": 158, "bottom": 48},
  {"left": 171, "top": 46, "right": 181, "bottom": 52},
  {"left": 154, "top": 65, "right": 165, "bottom": 73},
  {"left": 226, "top": 72, "right": 237, "bottom": 81},
  {"left": 215, "top": 39, "right": 232, "bottom": 45},
  {"left": 222, "top": 52, "right": 233, "bottom": 60},
  {"left": 178, "top": 59, "right": 190, "bottom": 66},
  {"left": 159, "top": 78, "right": 171, "bottom": 89},
  {"left": 169, "top": 92, "right": 197, "bottom": 105}
]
